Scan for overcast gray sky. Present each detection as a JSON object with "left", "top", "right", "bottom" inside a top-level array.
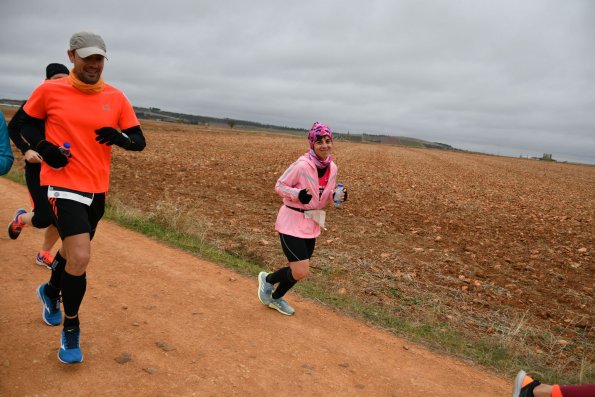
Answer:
[{"left": 1, "top": 0, "right": 593, "bottom": 164}]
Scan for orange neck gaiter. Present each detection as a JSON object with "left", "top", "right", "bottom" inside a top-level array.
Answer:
[{"left": 68, "top": 69, "right": 105, "bottom": 94}]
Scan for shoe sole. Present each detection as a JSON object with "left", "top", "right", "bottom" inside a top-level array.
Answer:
[
  {"left": 58, "top": 351, "right": 83, "bottom": 364},
  {"left": 267, "top": 303, "right": 295, "bottom": 316},
  {"left": 35, "top": 258, "right": 52, "bottom": 269},
  {"left": 7, "top": 221, "right": 21, "bottom": 240},
  {"left": 36, "top": 286, "right": 60, "bottom": 326},
  {"left": 511, "top": 370, "right": 526, "bottom": 397},
  {"left": 257, "top": 272, "right": 271, "bottom": 305}
]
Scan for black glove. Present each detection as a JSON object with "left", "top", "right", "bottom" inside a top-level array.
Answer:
[
  {"left": 95, "top": 127, "right": 131, "bottom": 148},
  {"left": 343, "top": 188, "right": 348, "bottom": 202},
  {"left": 36, "top": 140, "right": 69, "bottom": 169},
  {"left": 298, "top": 188, "right": 312, "bottom": 204}
]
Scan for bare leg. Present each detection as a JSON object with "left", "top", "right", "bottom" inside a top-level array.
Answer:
[
  {"left": 288, "top": 259, "right": 310, "bottom": 280},
  {"left": 20, "top": 211, "right": 34, "bottom": 225},
  {"left": 534, "top": 385, "right": 554, "bottom": 397},
  {"left": 61, "top": 233, "right": 90, "bottom": 276},
  {"left": 41, "top": 225, "right": 60, "bottom": 252},
  {"left": 15, "top": 212, "right": 60, "bottom": 252}
]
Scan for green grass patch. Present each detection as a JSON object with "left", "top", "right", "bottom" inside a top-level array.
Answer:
[
  {"left": 293, "top": 278, "right": 575, "bottom": 382},
  {"left": 296, "top": 277, "right": 588, "bottom": 384},
  {"left": 104, "top": 201, "right": 263, "bottom": 276},
  {"left": 3, "top": 167, "right": 26, "bottom": 184}
]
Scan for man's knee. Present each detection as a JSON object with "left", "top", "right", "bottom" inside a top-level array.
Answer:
[
  {"left": 65, "top": 251, "right": 90, "bottom": 275},
  {"left": 63, "top": 236, "right": 91, "bottom": 275},
  {"left": 69, "top": 250, "right": 90, "bottom": 264}
]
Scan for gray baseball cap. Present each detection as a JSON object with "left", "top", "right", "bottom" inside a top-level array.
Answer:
[{"left": 69, "top": 31, "right": 107, "bottom": 58}]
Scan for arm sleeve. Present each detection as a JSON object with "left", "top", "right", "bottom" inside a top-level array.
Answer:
[
  {"left": 0, "top": 113, "right": 15, "bottom": 175},
  {"left": 21, "top": 84, "right": 48, "bottom": 150},
  {"left": 20, "top": 110, "right": 46, "bottom": 150},
  {"left": 7, "top": 105, "right": 32, "bottom": 154},
  {"left": 121, "top": 125, "right": 146, "bottom": 151}
]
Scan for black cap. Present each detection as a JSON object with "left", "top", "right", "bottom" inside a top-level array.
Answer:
[{"left": 45, "top": 63, "right": 69, "bottom": 79}]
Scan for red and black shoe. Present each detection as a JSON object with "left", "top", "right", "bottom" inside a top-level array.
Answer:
[{"left": 7, "top": 208, "right": 27, "bottom": 240}]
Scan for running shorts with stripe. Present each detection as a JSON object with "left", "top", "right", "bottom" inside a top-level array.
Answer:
[
  {"left": 279, "top": 233, "right": 316, "bottom": 262},
  {"left": 48, "top": 189, "right": 105, "bottom": 240}
]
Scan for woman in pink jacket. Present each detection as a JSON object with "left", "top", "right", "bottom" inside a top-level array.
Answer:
[{"left": 257, "top": 122, "right": 347, "bottom": 315}]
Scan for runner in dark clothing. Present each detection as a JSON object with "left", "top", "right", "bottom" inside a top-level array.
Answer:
[{"left": 7, "top": 63, "right": 70, "bottom": 268}]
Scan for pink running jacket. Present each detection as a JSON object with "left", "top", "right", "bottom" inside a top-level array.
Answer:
[{"left": 274, "top": 153, "right": 338, "bottom": 238}]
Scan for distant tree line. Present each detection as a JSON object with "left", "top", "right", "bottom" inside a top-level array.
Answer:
[{"left": 133, "top": 106, "right": 455, "bottom": 150}]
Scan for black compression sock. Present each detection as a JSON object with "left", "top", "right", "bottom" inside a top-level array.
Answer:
[
  {"left": 60, "top": 271, "right": 87, "bottom": 319},
  {"left": 266, "top": 266, "right": 296, "bottom": 285},
  {"left": 46, "top": 251, "right": 67, "bottom": 299},
  {"left": 63, "top": 316, "right": 80, "bottom": 328},
  {"left": 271, "top": 267, "right": 297, "bottom": 299}
]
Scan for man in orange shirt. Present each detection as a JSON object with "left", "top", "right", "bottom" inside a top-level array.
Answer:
[{"left": 20, "top": 31, "right": 146, "bottom": 364}]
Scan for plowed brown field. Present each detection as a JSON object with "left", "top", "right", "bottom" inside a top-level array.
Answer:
[
  {"left": 108, "top": 119, "right": 593, "bottom": 377},
  {"left": 3, "top": 108, "right": 593, "bottom": 384}
]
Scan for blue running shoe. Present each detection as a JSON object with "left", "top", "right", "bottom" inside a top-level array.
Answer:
[
  {"left": 258, "top": 272, "right": 273, "bottom": 305},
  {"left": 58, "top": 327, "right": 83, "bottom": 364},
  {"left": 7, "top": 208, "right": 27, "bottom": 240},
  {"left": 268, "top": 297, "right": 295, "bottom": 316},
  {"left": 36, "top": 283, "right": 62, "bottom": 326}
]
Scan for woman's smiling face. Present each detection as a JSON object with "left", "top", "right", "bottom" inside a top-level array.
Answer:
[{"left": 313, "top": 136, "right": 332, "bottom": 160}]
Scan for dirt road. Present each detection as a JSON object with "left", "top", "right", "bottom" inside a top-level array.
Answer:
[{"left": 0, "top": 178, "right": 509, "bottom": 396}]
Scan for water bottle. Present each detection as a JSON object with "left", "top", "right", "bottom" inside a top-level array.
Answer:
[
  {"left": 333, "top": 183, "right": 344, "bottom": 208},
  {"left": 51, "top": 142, "right": 71, "bottom": 170}
]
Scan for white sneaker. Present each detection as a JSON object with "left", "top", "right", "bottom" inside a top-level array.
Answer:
[
  {"left": 257, "top": 272, "right": 273, "bottom": 305},
  {"left": 268, "top": 297, "right": 295, "bottom": 316}
]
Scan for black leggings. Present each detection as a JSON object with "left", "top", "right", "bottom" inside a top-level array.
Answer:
[
  {"left": 24, "top": 162, "right": 54, "bottom": 228},
  {"left": 279, "top": 233, "right": 316, "bottom": 262}
]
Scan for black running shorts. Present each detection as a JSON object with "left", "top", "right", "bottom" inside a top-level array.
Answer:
[
  {"left": 279, "top": 233, "right": 316, "bottom": 262},
  {"left": 48, "top": 191, "right": 105, "bottom": 240}
]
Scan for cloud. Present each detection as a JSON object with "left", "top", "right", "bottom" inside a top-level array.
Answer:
[{"left": 1, "top": 0, "right": 593, "bottom": 163}]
